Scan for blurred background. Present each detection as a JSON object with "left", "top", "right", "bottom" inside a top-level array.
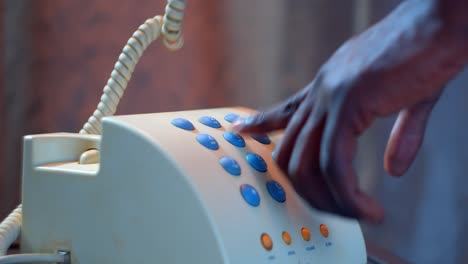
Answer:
[{"left": 2, "top": 0, "right": 468, "bottom": 263}]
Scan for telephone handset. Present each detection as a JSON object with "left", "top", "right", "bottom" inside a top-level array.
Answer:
[{"left": 0, "top": 1, "right": 369, "bottom": 263}]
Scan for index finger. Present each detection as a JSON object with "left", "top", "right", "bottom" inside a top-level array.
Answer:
[{"left": 232, "top": 87, "right": 310, "bottom": 133}]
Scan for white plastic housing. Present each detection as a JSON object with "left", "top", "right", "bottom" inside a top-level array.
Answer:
[{"left": 21, "top": 107, "right": 366, "bottom": 263}]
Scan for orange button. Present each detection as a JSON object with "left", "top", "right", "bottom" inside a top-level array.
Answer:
[
  {"left": 320, "top": 224, "right": 329, "bottom": 238},
  {"left": 282, "top": 231, "right": 292, "bottom": 245},
  {"left": 261, "top": 233, "right": 273, "bottom": 251},
  {"left": 301, "top": 227, "right": 311, "bottom": 241}
]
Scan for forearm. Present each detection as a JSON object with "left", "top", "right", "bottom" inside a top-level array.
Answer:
[
  {"left": 371, "top": 0, "right": 468, "bottom": 69},
  {"left": 410, "top": 0, "right": 468, "bottom": 95},
  {"left": 323, "top": 0, "right": 468, "bottom": 112},
  {"left": 373, "top": 0, "right": 468, "bottom": 106},
  {"left": 373, "top": 0, "right": 468, "bottom": 109}
]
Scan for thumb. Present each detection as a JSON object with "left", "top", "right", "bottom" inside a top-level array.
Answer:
[
  {"left": 384, "top": 98, "right": 439, "bottom": 176},
  {"left": 232, "top": 88, "right": 308, "bottom": 133}
]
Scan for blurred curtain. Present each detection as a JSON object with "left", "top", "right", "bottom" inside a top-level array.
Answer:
[
  {"left": 3, "top": 0, "right": 468, "bottom": 263},
  {"left": 1, "top": 0, "right": 233, "bottom": 219}
]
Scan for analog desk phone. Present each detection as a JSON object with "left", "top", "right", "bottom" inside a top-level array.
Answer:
[{"left": 0, "top": 1, "right": 396, "bottom": 263}]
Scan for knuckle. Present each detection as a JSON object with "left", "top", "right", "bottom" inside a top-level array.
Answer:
[
  {"left": 287, "top": 160, "right": 300, "bottom": 179},
  {"left": 279, "top": 96, "right": 304, "bottom": 120},
  {"left": 253, "top": 112, "right": 266, "bottom": 124},
  {"left": 282, "top": 100, "right": 300, "bottom": 116},
  {"left": 319, "top": 149, "right": 336, "bottom": 179}
]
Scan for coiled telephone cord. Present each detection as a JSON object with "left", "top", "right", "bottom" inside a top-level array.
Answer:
[
  {"left": 80, "top": 0, "right": 186, "bottom": 135},
  {"left": 0, "top": 1, "right": 186, "bottom": 262}
]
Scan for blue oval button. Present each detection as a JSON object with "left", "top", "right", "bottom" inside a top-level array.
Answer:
[
  {"left": 196, "top": 134, "right": 219, "bottom": 150},
  {"left": 199, "top": 116, "right": 221, "bottom": 128},
  {"left": 251, "top": 134, "right": 271, "bottom": 145},
  {"left": 266, "top": 180, "right": 286, "bottom": 203},
  {"left": 219, "top": 156, "right": 241, "bottom": 176},
  {"left": 171, "top": 118, "right": 195, "bottom": 131},
  {"left": 224, "top": 113, "right": 240, "bottom": 123},
  {"left": 240, "top": 184, "right": 260, "bottom": 207},
  {"left": 223, "top": 131, "right": 246, "bottom": 147},
  {"left": 246, "top": 153, "right": 267, "bottom": 172}
]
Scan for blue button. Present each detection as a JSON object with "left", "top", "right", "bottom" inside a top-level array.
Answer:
[
  {"left": 224, "top": 113, "right": 240, "bottom": 123},
  {"left": 240, "top": 184, "right": 260, "bottom": 207},
  {"left": 171, "top": 118, "right": 195, "bottom": 131},
  {"left": 199, "top": 116, "right": 221, "bottom": 128},
  {"left": 246, "top": 153, "right": 267, "bottom": 172},
  {"left": 219, "top": 156, "right": 241, "bottom": 176},
  {"left": 223, "top": 131, "right": 246, "bottom": 147},
  {"left": 196, "top": 134, "right": 219, "bottom": 150},
  {"left": 251, "top": 134, "right": 271, "bottom": 145},
  {"left": 266, "top": 180, "right": 286, "bottom": 203}
]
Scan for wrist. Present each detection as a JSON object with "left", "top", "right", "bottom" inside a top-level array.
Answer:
[{"left": 427, "top": 0, "right": 468, "bottom": 57}]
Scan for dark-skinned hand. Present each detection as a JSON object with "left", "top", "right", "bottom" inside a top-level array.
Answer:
[{"left": 233, "top": 0, "right": 468, "bottom": 223}]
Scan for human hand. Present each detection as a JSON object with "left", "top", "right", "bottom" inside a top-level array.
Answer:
[{"left": 233, "top": 0, "right": 468, "bottom": 223}]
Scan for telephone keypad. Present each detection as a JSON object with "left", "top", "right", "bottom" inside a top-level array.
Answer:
[
  {"left": 199, "top": 116, "right": 222, "bottom": 128},
  {"left": 266, "top": 180, "right": 286, "bottom": 203},
  {"left": 224, "top": 113, "right": 239, "bottom": 123},
  {"left": 251, "top": 134, "right": 271, "bottom": 145},
  {"left": 246, "top": 153, "right": 267, "bottom": 172},
  {"left": 240, "top": 184, "right": 261, "bottom": 207},
  {"left": 219, "top": 156, "right": 241, "bottom": 176},
  {"left": 171, "top": 118, "right": 195, "bottom": 131},
  {"left": 223, "top": 131, "right": 246, "bottom": 148},
  {"left": 196, "top": 134, "right": 219, "bottom": 150}
]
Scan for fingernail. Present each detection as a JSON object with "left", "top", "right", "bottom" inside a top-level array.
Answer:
[
  {"left": 231, "top": 117, "right": 245, "bottom": 131},
  {"left": 389, "top": 155, "right": 409, "bottom": 177},
  {"left": 232, "top": 115, "right": 255, "bottom": 132},
  {"left": 391, "top": 163, "right": 406, "bottom": 177},
  {"left": 244, "top": 115, "right": 255, "bottom": 125}
]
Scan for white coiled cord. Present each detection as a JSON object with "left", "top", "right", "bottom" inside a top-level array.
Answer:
[
  {"left": 0, "top": 1, "right": 187, "bottom": 262},
  {"left": 80, "top": 0, "right": 186, "bottom": 135},
  {"left": 0, "top": 205, "right": 22, "bottom": 256}
]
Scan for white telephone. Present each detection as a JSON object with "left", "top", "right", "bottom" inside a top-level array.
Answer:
[
  {"left": 20, "top": 107, "right": 366, "bottom": 264},
  {"left": 0, "top": 1, "right": 371, "bottom": 263}
]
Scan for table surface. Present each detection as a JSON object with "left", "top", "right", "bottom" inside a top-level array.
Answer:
[
  {"left": 7, "top": 240, "right": 409, "bottom": 264},
  {"left": 366, "top": 240, "right": 410, "bottom": 264}
]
